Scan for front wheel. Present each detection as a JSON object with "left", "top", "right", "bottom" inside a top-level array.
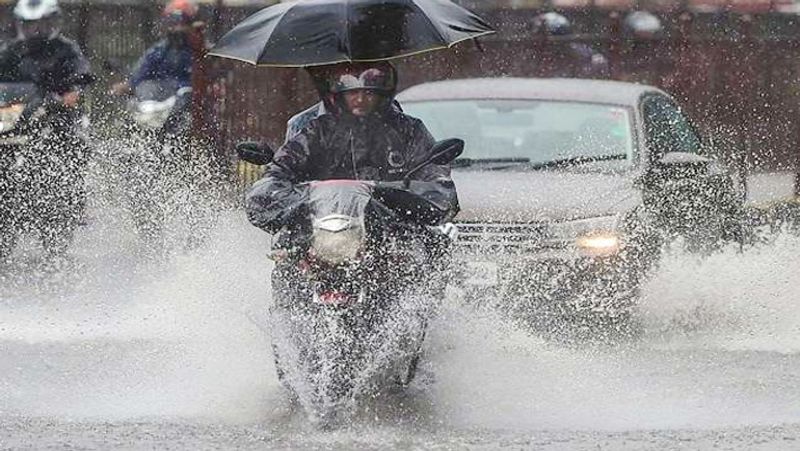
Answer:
[
  {"left": 395, "top": 348, "right": 422, "bottom": 388},
  {"left": 37, "top": 187, "right": 85, "bottom": 258},
  {"left": 270, "top": 342, "right": 300, "bottom": 406},
  {"left": 394, "top": 323, "right": 426, "bottom": 388},
  {"left": 269, "top": 293, "right": 359, "bottom": 423}
]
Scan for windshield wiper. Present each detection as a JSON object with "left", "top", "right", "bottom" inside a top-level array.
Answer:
[
  {"left": 454, "top": 157, "right": 530, "bottom": 169},
  {"left": 454, "top": 154, "right": 627, "bottom": 170},
  {"left": 527, "top": 153, "right": 628, "bottom": 170}
]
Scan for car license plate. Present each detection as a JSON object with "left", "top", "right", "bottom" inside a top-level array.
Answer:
[{"left": 463, "top": 261, "right": 498, "bottom": 286}]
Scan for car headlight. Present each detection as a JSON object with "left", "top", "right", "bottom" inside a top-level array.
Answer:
[
  {"left": 550, "top": 215, "right": 623, "bottom": 257},
  {"left": 310, "top": 214, "right": 365, "bottom": 265},
  {"left": 575, "top": 232, "right": 621, "bottom": 257},
  {"left": 0, "top": 104, "right": 24, "bottom": 133}
]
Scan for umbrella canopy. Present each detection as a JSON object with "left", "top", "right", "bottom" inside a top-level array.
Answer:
[{"left": 207, "top": 0, "right": 495, "bottom": 67}]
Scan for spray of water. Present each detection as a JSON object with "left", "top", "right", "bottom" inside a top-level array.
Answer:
[
  {"left": 423, "top": 237, "right": 800, "bottom": 432},
  {"left": 3, "top": 143, "right": 800, "bottom": 438}
]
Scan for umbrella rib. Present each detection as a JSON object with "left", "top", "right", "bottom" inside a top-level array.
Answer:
[
  {"left": 409, "top": 0, "right": 448, "bottom": 46},
  {"left": 344, "top": 0, "right": 352, "bottom": 61},
  {"left": 253, "top": 2, "right": 300, "bottom": 65}
]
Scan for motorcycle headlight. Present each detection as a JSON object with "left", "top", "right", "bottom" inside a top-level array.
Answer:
[
  {"left": 134, "top": 98, "right": 176, "bottom": 129},
  {"left": 310, "top": 214, "right": 365, "bottom": 265},
  {"left": 0, "top": 104, "right": 24, "bottom": 133},
  {"left": 551, "top": 215, "right": 623, "bottom": 257}
]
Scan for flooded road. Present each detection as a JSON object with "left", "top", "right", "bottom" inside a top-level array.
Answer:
[{"left": 2, "top": 210, "right": 800, "bottom": 449}]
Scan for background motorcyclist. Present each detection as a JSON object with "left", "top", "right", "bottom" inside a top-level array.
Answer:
[
  {"left": 531, "top": 12, "right": 610, "bottom": 79},
  {"left": 0, "top": 0, "right": 93, "bottom": 112},
  {"left": 617, "top": 11, "right": 674, "bottom": 87},
  {"left": 109, "top": 0, "right": 223, "bottom": 253},
  {"left": 246, "top": 61, "right": 459, "bottom": 235},
  {"left": 111, "top": 0, "right": 200, "bottom": 136},
  {"left": 0, "top": 0, "right": 94, "bottom": 259}
]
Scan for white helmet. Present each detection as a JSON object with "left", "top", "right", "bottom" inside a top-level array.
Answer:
[
  {"left": 624, "top": 11, "right": 664, "bottom": 38},
  {"left": 14, "top": 0, "right": 61, "bottom": 21},
  {"left": 14, "top": 0, "right": 62, "bottom": 40}
]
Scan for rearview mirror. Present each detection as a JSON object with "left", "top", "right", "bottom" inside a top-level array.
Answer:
[
  {"left": 236, "top": 141, "right": 274, "bottom": 166},
  {"left": 429, "top": 138, "right": 465, "bottom": 165},
  {"left": 403, "top": 138, "right": 464, "bottom": 187}
]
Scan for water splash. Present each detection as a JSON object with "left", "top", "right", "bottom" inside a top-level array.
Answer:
[{"left": 3, "top": 190, "right": 800, "bottom": 434}]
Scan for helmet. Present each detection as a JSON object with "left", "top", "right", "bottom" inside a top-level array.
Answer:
[
  {"left": 329, "top": 63, "right": 397, "bottom": 95},
  {"left": 14, "top": 0, "right": 60, "bottom": 21},
  {"left": 623, "top": 11, "right": 664, "bottom": 39},
  {"left": 14, "top": 0, "right": 62, "bottom": 41},
  {"left": 532, "top": 12, "right": 572, "bottom": 37},
  {"left": 323, "top": 62, "right": 397, "bottom": 117},
  {"left": 162, "top": 0, "right": 198, "bottom": 29}
]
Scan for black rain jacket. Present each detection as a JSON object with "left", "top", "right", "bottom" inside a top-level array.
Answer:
[
  {"left": 0, "top": 36, "right": 94, "bottom": 95},
  {"left": 246, "top": 108, "right": 459, "bottom": 234}
]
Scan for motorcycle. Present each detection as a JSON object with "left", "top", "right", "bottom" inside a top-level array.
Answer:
[
  {"left": 115, "top": 79, "right": 216, "bottom": 250},
  {"left": 128, "top": 79, "right": 192, "bottom": 137},
  {"left": 239, "top": 139, "right": 462, "bottom": 425},
  {"left": 0, "top": 81, "right": 90, "bottom": 260},
  {"left": 120, "top": 80, "right": 188, "bottom": 243}
]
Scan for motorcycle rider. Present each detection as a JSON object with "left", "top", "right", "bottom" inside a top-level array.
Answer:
[
  {"left": 246, "top": 61, "right": 459, "bottom": 305},
  {"left": 531, "top": 12, "right": 609, "bottom": 79},
  {"left": 285, "top": 64, "right": 403, "bottom": 142},
  {"left": 0, "top": 0, "right": 92, "bottom": 106},
  {"left": 618, "top": 11, "right": 673, "bottom": 87},
  {"left": 111, "top": 0, "right": 200, "bottom": 137},
  {"left": 247, "top": 61, "right": 458, "bottom": 232},
  {"left": 110, "top": 0, "right": 222, "bottom": 251},
  {"left": 0, "top": 0, "right": 94, "bottom": 259}
]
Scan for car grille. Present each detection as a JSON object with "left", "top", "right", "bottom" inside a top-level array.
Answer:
[{"left": 455, "top": 222, "right": 554, "bottom": 252}]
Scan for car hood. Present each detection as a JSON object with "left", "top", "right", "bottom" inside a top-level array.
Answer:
[{"left": 451, "top": 169, "right": 641, "bottom": 223}]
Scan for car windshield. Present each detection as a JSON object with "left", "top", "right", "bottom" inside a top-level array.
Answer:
[{"left": 402, "top": 99, "right": 635, "bottom": 170}]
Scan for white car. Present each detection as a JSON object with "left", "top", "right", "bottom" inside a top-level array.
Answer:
[{"left": 398, "top": 77, "right": 743, "bottom": 335}]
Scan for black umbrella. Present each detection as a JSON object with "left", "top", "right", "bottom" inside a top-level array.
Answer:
[{"left": 207, "top": 0, "right": 495, "bottom": 67}]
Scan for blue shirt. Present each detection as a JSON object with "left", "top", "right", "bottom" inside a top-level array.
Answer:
[{"left": 130, "top": 39, "right": 192, "bottom": 89}]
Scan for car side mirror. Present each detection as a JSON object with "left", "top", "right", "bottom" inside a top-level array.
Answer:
[
  {"left": 642, "top": 151, "right": 713, "bottom": 189},
  {"left": 403, "top": 138, "right": 464, "bottom": 188},
  {"left": 236, "top": 141, "right": 274, "bottom": 166},
  {"left": 429, "top": 138, "right": 465, "bottom": 165}
]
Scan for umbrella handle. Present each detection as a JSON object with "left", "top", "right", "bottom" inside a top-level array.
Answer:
[{"left": 473, "top": 38, "right": 485, "bottom": 53}]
